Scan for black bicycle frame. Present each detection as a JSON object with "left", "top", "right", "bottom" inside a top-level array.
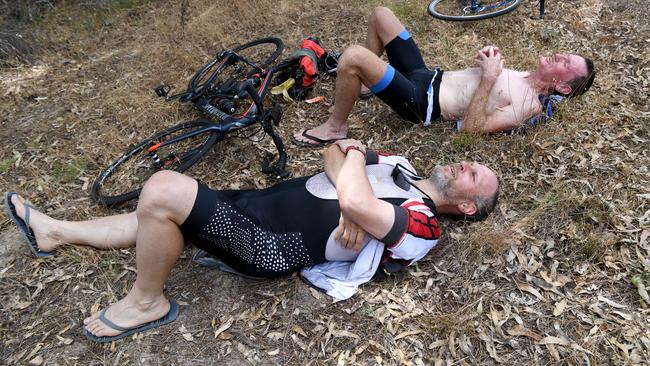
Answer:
[{"left": 150, "top": 61, "right": 291, "bottom": 177}]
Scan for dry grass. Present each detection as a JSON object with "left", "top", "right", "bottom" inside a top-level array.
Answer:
[{"left": 1, "top": 0, "right": 649, "bottom": 364}]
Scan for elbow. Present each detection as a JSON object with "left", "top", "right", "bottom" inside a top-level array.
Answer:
[
  {"left": 460, "top": 121, "right": 483, "bottom": 134},
  {"left": 337, "top": 187, "right": 365, "bottom": 218}
]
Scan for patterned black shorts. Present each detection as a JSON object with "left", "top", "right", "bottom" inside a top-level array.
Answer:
[{"left": 180, "top": 184, "right": 317, "bottom": 278}]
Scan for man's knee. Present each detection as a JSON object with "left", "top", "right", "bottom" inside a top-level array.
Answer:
[
  {"left": 138, "top": 171, "right": 194, "bottom": 219},
  {"left": 369, "top": 6, "right": 396, "bottom": 27},
  {"left": 339, "top": 45, "right": 373, "bottom": 73}
]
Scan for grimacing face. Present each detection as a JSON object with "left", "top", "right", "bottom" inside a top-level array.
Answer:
[
  {"left": 430, "top": 161, "right": 498, "bottom": 203},
  {"left": 536, "top": 53, "right": 588, "bottom": 89}
]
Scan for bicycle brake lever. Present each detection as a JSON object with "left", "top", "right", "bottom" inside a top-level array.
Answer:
[
  {"left": 270, "top": 105, "right": 283, "bottom": 126},
  {"left": 261, "top": 154, "right": 289, "bottom": 179}
]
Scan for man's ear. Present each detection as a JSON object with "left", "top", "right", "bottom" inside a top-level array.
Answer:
[
  {"left": 458, "top": 201, "right": 477, "bottom": 216},
  {"left": 555, "top": 82, "right": 572, "bottom": 95}
]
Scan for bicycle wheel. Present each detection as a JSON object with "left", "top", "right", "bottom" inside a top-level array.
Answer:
[
  {"left": 188, "top": 37, "right": 284, "bottom": 91},
  {"left": 428, "top": 0, "right": 521, "bottom": 21},
  {"left": 91, "top": 120, "right": 220, "bottom": 206}
]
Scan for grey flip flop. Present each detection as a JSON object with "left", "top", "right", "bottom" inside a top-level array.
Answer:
[
  {"left": 83, "top": 299, "right": 180, "bottom": 343},
  {"left": 3, "top": 192, "right": 55, "bottom": 257}
]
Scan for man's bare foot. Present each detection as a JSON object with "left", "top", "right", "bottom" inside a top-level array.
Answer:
[
  {"left": 83, "top": 294, "right": 170, "bottom": 338},
  {"left": 360, "top": 85, "right": 372, "bottom": 97},
  {"left": 292, "top": 123, "right": 348, "bottom": 147},
  {"left": 9, "top": 194, "right": 62, "bottom": 252}
]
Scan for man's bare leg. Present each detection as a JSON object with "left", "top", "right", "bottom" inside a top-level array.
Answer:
[
  {"left": 293, "top": 7, "right": 407, "bottom": 145},
  {"left": 293, "top": 46, "right": 389, "bottom": 145},
  {"left": 84, "top": 171, "right": 197, "bottom": 338},
  {"left": 9, "top": 194, "right": 138, "bottom": 252},
  {"left": 361, "top": 7, "right": 406, "bottom": 95}
]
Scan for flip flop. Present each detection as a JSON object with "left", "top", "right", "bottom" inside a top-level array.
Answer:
[
  {"left": 291, "top": 129, "right": 344, "bottom": 148},
  {"left": 3, "top": 192, "right": 55, "bottom": 257},
  {"left": 359, "top": 89, "right": 374, "bottom": 100},
  {"left": 83, "top": 299, "right": 180, "bottom": 343}
]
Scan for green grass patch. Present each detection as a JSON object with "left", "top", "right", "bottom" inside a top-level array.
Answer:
[
  {"left": 52, "top": 159, "right": 86, "bottom": 184},
  {"left": 0, "top": 156, "right": 17, "bottom": 172},
  {"left": 452, "top": 133, "right": 480, "bottom": 149},
  {"left": 98, "top": 251, "right": 121, "bottom": 273},
  {"left": 391, "top": 1, "right": 423, "bottom": 22},
  {"left": 579, "top": 237, "right": 606, "bottom": 261},
  {"left": 106, "top": 0, "right": 146, "bottom": 11}
]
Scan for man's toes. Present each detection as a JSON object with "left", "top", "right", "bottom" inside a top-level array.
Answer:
[
  {"left": 84, "top": 312, "right": 101, "bottom": 325},
  {"left": 293, "top": 129, "right": 308, "bottom": 140},
  {"left": 87, "top": 319, "right": 105, "bottom": 335}
]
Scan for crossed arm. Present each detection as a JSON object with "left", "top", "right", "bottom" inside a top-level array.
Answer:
[
  {"left": 322, "top": 141, "right": 396, "bottom": 250},
  {"left": 461, "top": 46, "right": 539, "bottom": 133}
]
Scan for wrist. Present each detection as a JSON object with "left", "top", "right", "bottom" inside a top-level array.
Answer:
[
  {"left": 481, "top": 73, "right": 499, "bottom": 83},
  {"left": 345, "top": 145, "right": 366, "bottom": 157}
]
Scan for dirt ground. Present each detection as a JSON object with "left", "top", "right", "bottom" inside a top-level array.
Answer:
[{"left": 0, "top": 0, "right": 648, "bottom": 365}]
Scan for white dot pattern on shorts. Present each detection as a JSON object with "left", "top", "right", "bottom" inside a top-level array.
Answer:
[{"left": 197, "top": 200, "right": 312, "bottom": 273}]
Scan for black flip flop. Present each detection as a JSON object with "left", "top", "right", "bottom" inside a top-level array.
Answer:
[
  {"left": 292, "top": 129, "right": 344, "bottom": 148},
  {"left": 359, "top": 89, "right": 374, "bottom": 100},
  {"left": 83, "top": 299, "right": 180, "bottom": 343},
  {"left": 3, "top": 192, "right": 55, "bottom": 257}
]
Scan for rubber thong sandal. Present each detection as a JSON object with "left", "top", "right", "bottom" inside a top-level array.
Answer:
[
  {"left": 291, "top": 129, "right": 344, "bottom": 148},
  {"left": 359, "top": 89, "right": 374, "bottom": 100},
  {"left": 83, "top": 299, "right": 180, "bottom": 343},
  {"left": 4, "top": 192, "right": 55, "bottom": 257}
]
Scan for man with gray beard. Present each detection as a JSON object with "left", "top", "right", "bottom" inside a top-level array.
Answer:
[{"left": 5, "top": 139, "right": 498, "bottom": 341}]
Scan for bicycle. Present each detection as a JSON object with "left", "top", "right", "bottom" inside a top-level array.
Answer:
[
  {"left": 428, "top": 0, "right": 545, "bottom": 21},
  {"left": 91, "top": 37, "right": 290, "bottom": 206}
]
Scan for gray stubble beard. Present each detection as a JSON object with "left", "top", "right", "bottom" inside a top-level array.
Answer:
[{"left": 430, "top": 166, "right": 450, "bottom": 199}]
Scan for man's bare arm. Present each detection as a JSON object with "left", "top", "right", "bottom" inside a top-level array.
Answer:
[
  {"left": 335, "top": 147, "right": 396, "bottom": 240},
  {"left": 323, "top": 144, "right": 346, "bottom": 186},
  {"left": 461, "top": 46, "right": 506, "bottom": 133}
]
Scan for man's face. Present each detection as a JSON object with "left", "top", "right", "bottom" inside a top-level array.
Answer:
[
  {"left": 430, "top": 161, "right": 498, "bottom": 202},
  {"left": 535, "top": 53, "right": 588, "bottom": 88}
]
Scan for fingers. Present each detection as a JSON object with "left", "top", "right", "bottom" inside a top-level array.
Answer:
[
  {"left": 335, "top": 139, "right": 367, "bottom": 154},
  {"left": 351, "top": 229, "right": 365, "bottom": 252},
  {"left": 336, "top": 214, "right": 367, "bottom": 251},
  {"left": 478, "top": 46, "right": 501, "bottom": 58},
  {"left": 334, "top": 215, "right": 345, "bottom": 242}
]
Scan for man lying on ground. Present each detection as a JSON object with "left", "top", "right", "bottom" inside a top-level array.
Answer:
[
  {"left": 293, "top": 7, "right": 596, "bottom": 146},
  {"left": 4, "top": 139, "right": 498, "bottom": 343}
]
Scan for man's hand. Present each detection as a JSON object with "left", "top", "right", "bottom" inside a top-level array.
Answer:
[
  {"left": 335, "top": 139, "right": 366, "bottom": 155},
  {"left": 335, "top": 213, "right": 367, "bottom": 252},
  {"left": 474, "top": 46, "right": 504, "bottom": 81}
]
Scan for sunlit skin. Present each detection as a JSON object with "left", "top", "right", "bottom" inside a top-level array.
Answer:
[
  {"left": 530, "top": 53, "right": 589, "bottom": 93},
  {"left": 5, "top": 152, "right": 498, "bottom": 337},
  {"left": 293, "top": 7, "right": 593, "bottom": 143},
  {"left": 417, "top": 161, "right": 498, "bottom": 216}
]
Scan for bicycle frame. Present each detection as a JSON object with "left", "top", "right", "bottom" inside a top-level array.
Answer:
[{"left": 151, "top": 60, "right": 291, "bottom": 177}]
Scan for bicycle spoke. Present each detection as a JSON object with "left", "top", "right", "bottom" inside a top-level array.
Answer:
[{"left": 429, "top": 0, "right": 521, "bottom": 21}]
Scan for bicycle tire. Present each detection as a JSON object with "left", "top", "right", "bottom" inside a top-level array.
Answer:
[
  {"left": 428, "top": 0, "right": 521, "bottom": 21},
  {"left": 188, "top": 37, "right": 284, "bottom": 91},
  {"left": 91, "top": 120, "right": 220, "bottom": 206}
]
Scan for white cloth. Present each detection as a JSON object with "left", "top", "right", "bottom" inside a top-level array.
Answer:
[
  {"left": 301, "top": 155, "right": 440, "bottom": 300},
  {"left": 301, "top": 240, "right": 384, "bottom": 300}
]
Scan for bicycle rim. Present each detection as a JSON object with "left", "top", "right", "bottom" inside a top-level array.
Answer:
[
  {"left": 91, "top": 120, "right": 220, "bottom": 206},
  {"left": 428, "top": 0, "right": 521, "bottom": 21},
  {"left": 188, "top": 37, "right": 283, "bottom": 91}
]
